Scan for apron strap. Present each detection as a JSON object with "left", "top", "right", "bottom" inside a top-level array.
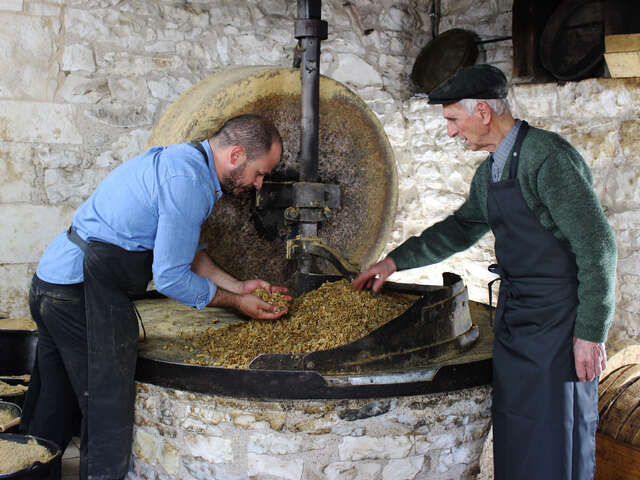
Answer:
[
  {"left": 67, "top": 225, "right": 89, "bottom": 253},
  {"left": 507, "top": 120, "right": 529, "bottom": 179},
  {"left": 191, "top": 142, "right": 209, "bottom": 166}
]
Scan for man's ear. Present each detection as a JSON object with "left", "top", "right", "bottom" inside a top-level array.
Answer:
[
  {"left": 476, "top": 101, "right": 492, "bottom": 125},
  {"left": 229, "top": 145, "right": 247, "bottom": 166}
]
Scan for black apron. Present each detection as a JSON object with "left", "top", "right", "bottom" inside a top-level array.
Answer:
[
  {"left": 71, "top": 142, "right": 208, "bottom": 478},
  {"left": 487, "top": 121, "right": 598, "bottom": 480},
  {"left": 69, "top": 229, "right": 152, "bottom": 479}
]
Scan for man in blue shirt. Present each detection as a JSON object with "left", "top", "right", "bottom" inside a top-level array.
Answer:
[{"left": 22, "top": 114, "right": 288, "bottom": 480}]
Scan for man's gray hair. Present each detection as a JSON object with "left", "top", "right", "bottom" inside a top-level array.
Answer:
[{"left": 458, "top": 98, "right": 510, "bottom": 116}]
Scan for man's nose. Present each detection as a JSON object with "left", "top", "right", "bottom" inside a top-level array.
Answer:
[
  {"left": 254, "top": 176, "right": 264, "bottom": 189},
  {"left": 447, "top": 123, "right": 458, "bottom": 138}
]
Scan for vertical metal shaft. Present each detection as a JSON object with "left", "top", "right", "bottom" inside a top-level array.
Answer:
[
  {"left": 298, "top": 0, "right": 322, "bottom": 185},
  {"left": 295, "top": 0, "right": 327, "bottom": 277}
]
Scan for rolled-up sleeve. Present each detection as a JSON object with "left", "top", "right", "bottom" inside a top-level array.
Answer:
[{"left": 153, "top": 175, "right": 216, "bottom": 309}]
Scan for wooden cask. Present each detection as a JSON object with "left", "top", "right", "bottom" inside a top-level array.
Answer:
[{"left": 596, "top": 363, "right": 640, "bottom": 479}]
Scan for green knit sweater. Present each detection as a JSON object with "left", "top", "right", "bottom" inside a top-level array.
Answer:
[{"left": 388, "top": 126, "right": 617, "bottom": 343}]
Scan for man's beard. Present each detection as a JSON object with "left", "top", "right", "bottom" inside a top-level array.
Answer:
[{"left": 220, "top": 161, "right": 248, "bottom": 195}]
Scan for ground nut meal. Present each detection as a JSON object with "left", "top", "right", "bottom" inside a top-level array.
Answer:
[
  {"left": 0, "top": 317, "right": 36, "bottom": 330},
  {"left": 184, "top": 280, "right": 416, "bottom": 368},
  {"left": 0, "top": 438, "right": 55, "bottom": 474},
  {"left": 0, "top": 382, "right": 27, "bottom": 396},
  {"left": 0, "top": 409, "right": 18, "bottom": 427}
]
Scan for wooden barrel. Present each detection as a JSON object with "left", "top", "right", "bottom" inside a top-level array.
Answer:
[{"left": 596, "top": 363, "right": 640, "bottom": 479}]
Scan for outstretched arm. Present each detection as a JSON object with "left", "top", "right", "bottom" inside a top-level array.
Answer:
[
  {"left": 190, "top": 250, "right": 244, "bottom": 293},
  {"left": 192, "top": 250, "right": 290, "bottom": 319},
  {"left": 191, "top": 250, "right": 290, "bottom": 295}
]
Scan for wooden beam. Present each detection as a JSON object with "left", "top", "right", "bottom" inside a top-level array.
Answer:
[{"left": 606, "top": 33, "right": 640, "bottom": 53}]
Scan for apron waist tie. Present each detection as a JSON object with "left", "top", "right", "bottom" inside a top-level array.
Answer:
[
  {"left": 67, "top": 225, "right": 147, "bottom": 342},
  {"left": 67, "top": 225, "right": 89, "bottom": 253},
  {"left": 487, "top": 263, "right": 521, "bottom": 329}
]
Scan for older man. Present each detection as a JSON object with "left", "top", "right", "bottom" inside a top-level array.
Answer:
[
  {"left": 353, "top": 65, "right": 616, "bottom": 479},
  {"left": 23, "top": 114, "right": 289, "bottom": 480}
]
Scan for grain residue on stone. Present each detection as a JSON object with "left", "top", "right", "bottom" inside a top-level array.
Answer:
[
  {"left": 185, "top": 280, "right": 416, "bottom": 368},
  {"left": 0, "top": 438, "right": 54, "bottom": 474},
  {"left": 0, "top": 409, "right": 18, "bottom": 427},
  {"left": 0, "top": 317, "right": 36, "bottom": 331},
  {"left": 0, "top": 382, "right": 27, "bottom": 396}
]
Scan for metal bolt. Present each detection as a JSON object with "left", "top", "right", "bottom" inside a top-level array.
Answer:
[{"left": 285, "top": 207, "right": 300, "bottom": 219}]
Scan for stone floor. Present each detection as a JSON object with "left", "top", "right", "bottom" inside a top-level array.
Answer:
[{"left": 61, "top": 437, "right": 80, "bottom": 480}]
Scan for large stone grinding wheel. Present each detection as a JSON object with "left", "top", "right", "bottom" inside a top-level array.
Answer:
[{"left": 147, "top": 67, "right": 397, "bottom": 292}]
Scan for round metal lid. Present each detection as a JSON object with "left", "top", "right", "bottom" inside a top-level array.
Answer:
[
  {"left": 147, "top": 67, "right": 397, "bottom": 289},
  {"left": 539, "top": 0, "right": 605, "bottom": 81},
  {"left": 411, "top": 29, "right": 479, "bottom": 94}
]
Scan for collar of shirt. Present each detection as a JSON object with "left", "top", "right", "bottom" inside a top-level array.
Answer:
[
  {"left": 491, "top": 119, "right": 522, "bottom": 182},
  {"left": 200, "top": 139, "right": 223, "bottom": 201}
]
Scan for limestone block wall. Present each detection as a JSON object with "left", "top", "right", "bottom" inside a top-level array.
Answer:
[
  {"left": 0, "top": 0, "right": 637, "bottom": 352},
  {"left": 132, "top": 383, "right": 492, "bottom": 480}
]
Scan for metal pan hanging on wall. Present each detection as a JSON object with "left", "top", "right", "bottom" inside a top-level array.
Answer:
[
  {"left": 539, "top": 0, "right": 605, "bottom": 81},
  {"left": 411, "top": 28, "right": 478, "bottom": 94}
]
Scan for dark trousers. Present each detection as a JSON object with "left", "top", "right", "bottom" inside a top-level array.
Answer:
[{"left": 27, "top": 275, "right": 89, "bottom": 479}]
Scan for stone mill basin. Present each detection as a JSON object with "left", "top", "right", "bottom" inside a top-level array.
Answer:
[{"left": 130, "top": 275, "right": 494, "bottom": 479}]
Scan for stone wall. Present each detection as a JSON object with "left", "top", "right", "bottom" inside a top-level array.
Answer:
[
  {"left": 132, "top": 383, "right": 492, "bottom": 480},
  {"left": 0, "top": 0, "right": 637, "bottom": 354}
]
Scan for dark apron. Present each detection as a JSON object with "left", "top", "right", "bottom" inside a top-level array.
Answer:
[
  {"left": 71, "top": 142, "right": 207, "bottom": 478},
  {"left": 69, "top": 229, "right": 152, "bottom": 479},
  {"left": 487, "top": 121, "right": 598, "bottom": 480}
]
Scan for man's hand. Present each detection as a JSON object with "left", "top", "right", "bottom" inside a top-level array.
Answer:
[
  {"left": 208, "top": 286, "right": 290, "bottom": 320},
  {"left": 573, "top": 337, "right": 607, "bottom": 382},
  {"left": 352, "top": 257, "right": 397, "bottom": 292},
  {"left": 236, "top": 292, "right": 289, "bottom": 320}
]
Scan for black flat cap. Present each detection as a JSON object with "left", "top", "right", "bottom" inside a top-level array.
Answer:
[{"left": 428, "top": 64, "right": 508, "bottom": 104}]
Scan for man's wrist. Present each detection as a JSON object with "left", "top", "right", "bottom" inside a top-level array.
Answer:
[{"left": 209, "top": 288, "right": 239, "bottom": 308}]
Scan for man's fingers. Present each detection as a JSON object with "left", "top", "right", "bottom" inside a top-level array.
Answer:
[
  {"left": 256, "top": 307, "right": 287, "bottom": 320},
  {"left": 373, "top": 275, "right": 387, "bottom": 293},
  {"left": 585, "top": 361, "right": 595, "bottom": 382},
  {"left": 574, "top": 338, "right": 607, "bottom": 382},
  {"left": 575, "top": 358, "right": 587, "bottom": 382},
  {"left": 353, "top": 272, "right": 374, "bottom": 290},
  {"left": 351, "top": 275, "right": 365, "bottom": 290}
]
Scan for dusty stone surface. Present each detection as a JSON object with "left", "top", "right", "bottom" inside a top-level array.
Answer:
[{"left": 130, "top": 383, "right": 492, "bottom": 480}]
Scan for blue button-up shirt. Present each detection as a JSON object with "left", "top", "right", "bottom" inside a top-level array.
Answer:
[{"left": 36, "top": 140, "right": 222, "bottom": 309}]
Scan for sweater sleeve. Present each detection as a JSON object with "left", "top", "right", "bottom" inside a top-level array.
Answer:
[
  {"left": 388, "top": 163, "right": 491, "bottom": 270},
  {"left": 536, "top": 148, "right": 617, "bottom": 343}
]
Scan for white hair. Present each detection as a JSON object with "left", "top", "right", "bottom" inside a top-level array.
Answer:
[{"left": 458, "top": 98, "right": 510, "bottom": 116}]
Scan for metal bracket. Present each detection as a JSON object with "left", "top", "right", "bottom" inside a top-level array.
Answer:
[
  {"left": 286, "top": 237, "right": 360, "bottom": 279},
  {"left": 295, "top": 19, "right": 328, "bottom": 40},
  {"left": 256, "top": 181, "right": 340, "bottom": 224}
]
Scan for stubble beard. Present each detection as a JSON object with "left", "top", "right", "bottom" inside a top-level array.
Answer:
[{"left": 220, "top": 161, "right": 249, "bottom": 195}]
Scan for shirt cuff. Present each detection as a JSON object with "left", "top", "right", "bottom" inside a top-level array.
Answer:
[{"left": 194, "top": 280, "right": 216, "bottom": 310}]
